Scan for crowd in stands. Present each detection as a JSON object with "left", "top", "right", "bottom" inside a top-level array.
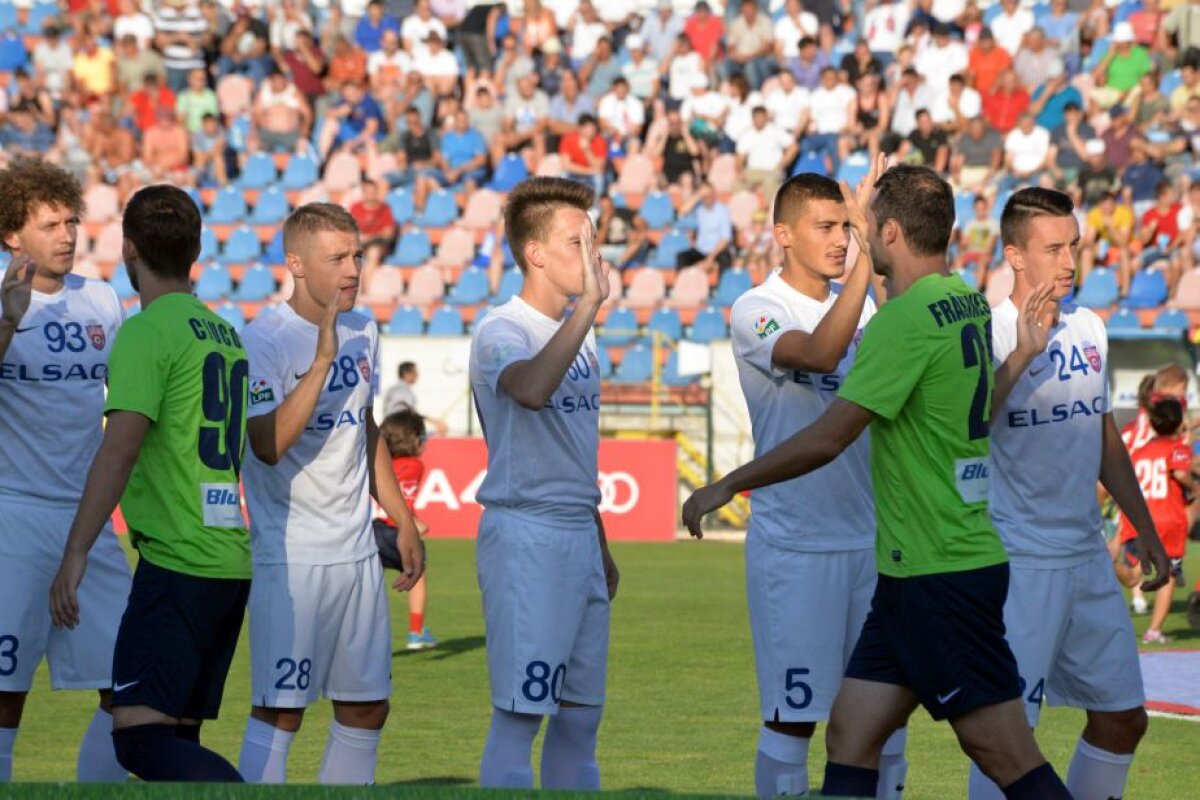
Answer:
[{"left": 4, "top": 0, "right": 1200, "bottom": 354}]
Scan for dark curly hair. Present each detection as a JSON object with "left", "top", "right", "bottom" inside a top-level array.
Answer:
[{"left": 0, "top": 158, "right": 85, "bottom": 252}]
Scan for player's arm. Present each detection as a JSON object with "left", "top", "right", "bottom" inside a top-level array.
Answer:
[
  {"left": 682, "top": 399, "right": 873, "bottom": 537},
  {"left": 366, "top": 409, "right": 425, "bottom": 591},
  {"left": 49, "top": 411, "right": 151, "bottom": 629},
  {"left": 246, "top": 300, "right": 339, "bottom": 465},
  {"left": 594, "top": 508, "right": 619, "bottom": 600},
  {"left": 497, "top": 221, "right": 609, "bottom": 410},
  {"left": 0, "top": 255, "right": 35, "bottom": 362},
  {"left": 1098, "top": 412, "right": 1172, "bottom": 592},
  {"left": 990, "top": 281, "right": 1056, "bottom": 421}
]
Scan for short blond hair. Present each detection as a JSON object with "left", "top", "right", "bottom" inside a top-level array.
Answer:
[{"left": 282, "top": 202, "right": 359, "bottom": 254}]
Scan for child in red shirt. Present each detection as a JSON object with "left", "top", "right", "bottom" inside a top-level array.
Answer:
[
  {"left": 1117, "top": 394, "right": 1196, "bottom": 643},
  {"left": 374, "top": 410, "right": 437, "bottom": 649}
]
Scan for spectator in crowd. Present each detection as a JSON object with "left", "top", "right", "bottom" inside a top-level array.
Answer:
[
  {"left": 725, "top": 0, "right": 775, "bottom": 89},
  {"left": 497, "top": 72, "right": 549, "bottom": 171},
  {"left": 952, "top": 114, "right": 1004, "bottom": 192},
  {"left": 276, "top": 29, "right": 326, "bottom": 109},
  {"left": 1079, "top": 138, "right": 1121, "bottom": 206},
  {"left": 891, "top": 66, "right": 934, "bottom": 140},
  {"left": 384, "top": 362, "right": 448, "bottom": 436},
  {"left": 175, "top": 68, "right": 219, "bottom": 135},
  {"left": 864, "top": 0, "right": 910, "bottom": 67},
  {"left": 367, "top": 29, "right": 412, "bottom": 95},
  {"left": 839, "top": 38, "right": 883, "bottom": 87},
  {"left": 767, "top": 67, "right": 812, "bottom": 137},
  {"left": 191, "top": 113, "right": 229, "bottom": 187},
  {"left": 402, "top": 0, "right": 448, "bottom": 62},
  {"left": 776, "top": 0, "right": 821, "bottom": 64},
  {"left": 1001, "top": 112, "right": 1052, "bottom": 190},
  {"left": 685, "top": 1, "right": 724, "bottom": 68},
  {"left": 439, "top": 109, "right": 489, "bottom": 192},
  {"left": 114, "top": 0, "right": 156, "bottom": 50},
  {"left": 932, "top": 73, "right": 981, "bottom": 134},
  {"left": 991, "top": 0, "right": 1035, "bottom": 57},
  {"left": 547, "top": 70, "right": 595, "bottom": 147},
  {"left": 356, "top": 0, "right": 402, "bottom": 54},
  {"left": 559, "top": 113, "right": 608, "bottom": 196},
  {"left": 736, "top": 106, "right": 796, "bottom": 199},
  {"left": 569, "top": 0, "right": 609, "bottom": 69},
  {"left": 1028, "top": 60, "right": 1080, "bottom": 132},
  {"left": 1048, "top": 101, "right": 1094, "bottom": 187},
  {"left": 153, "top": 0, "right": 208, "bottom": 93},
  {"left": 642, "top": 0, "right": 684, "bottom": 64},
  {"left": 580, "top": 35, "right": 622, "bottom": 98},
  {"left": 621, "top": 35, "right": 660, "bottom": 102},
  {"left": 596, "top": 194, "right": 648, "bottom": 270},
  {"left": 1012, "top": 27, "right": 1058, "bottom": 91},
  {"left": 253, "top": 66, "right": 312, "bottom": 153},
  {"left": 71, "top": 32, "right": 117, "bottom": 103},
  {"left": 141, "top": 105, "right": 191, "bottom": 180},
  {"left": 983, "top": 68, "right": 1030, "bottom": 133},
  {"left": 1162, "top": 0, "right": 1200, "bottom": 67},
  {"left": 1138, "top": 180, "right": 1183, "bottom": 290},
  {"left": 1124, "top": 138, "right": 1167, "bottom": 218},
  {"left": 126, "top": 73, "right": 175, "bottom": 135},
  {"left": 324, "top": 34, "right": 368, "bottom": 97},
  {"left": 666, "top": 33, "right": 708, "bottom": 102},
  {"left": 420, "top": 31, "right": 462, "bottom": 98},
  {"left": 115, "top": 34, "right": 166, "bottom": 95},
  {"left": 597, "top": 77, "right": 645, "bottom": 148},
  {"left": 957, "top": 194, "right": 1000, "bottom": 288},
  {"left": 219, "top": 7, "right": 272, "bottom": 82},
  {"left": 317, "top": 79, "right": 385, "bottom": 160},
  {"left": 900, "top": 107, "right": 950, "bottom": 172},
  {"left": 350, "top": 179, "right": 398, "bottom": 281},
  {"left": 1037, "top": 0, "right": 1080, "bottom": 64},
  {"left": 966, "top": 27, "right": 1011, "bottom": 96},
  {"left": 653, "top": 107, "right": 700, "bottom": 189},
  {"left": 535, "top": 38, "right": 567, "bottom": 99},
  {"left": 466, "top": 84, "right": 504, "bottom": 148},
  {"left": 32, "top": 25, "right": 74, "bottom": 99},
  {"left": 1082, "top": 190, "right": 1136, "bottom": 291},
  {"left": 790, "top": 35, "right": 830, "bottom": 90},
  {"left": 389, "top": 107, "right": 442, "bottom": 212},
  {"left": 915, "top": 23, "right": 969, "bottom": 100},
  {"left": 1102, "top": 103, "right": 1138, "bottom": 172},
  {"left": 518, "top": 0, "right": 558, "bottom": 56},
  {"left": 1091, "top": 22, "right": 1153, "bottom": 111},
  {"left": 495, "top": 32, "right": 535, "bottom": 97},
  {"left": 804, "top": 65, "right": 856, "bottom": 173},
  {"left": 677, "top": 182, "right": 733, "bottom": 272}
]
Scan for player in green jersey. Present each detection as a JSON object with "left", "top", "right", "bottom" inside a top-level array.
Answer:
[
  {"left": 49, "top": 185, "right": 249, "bottom": 782},
  {"left": 683, "top": 165, "right": 1071, "bottom": 799}
]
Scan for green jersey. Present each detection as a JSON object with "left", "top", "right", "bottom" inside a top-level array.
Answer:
[
  {"left": 838, "top": 273, "right": 1007, "bottom": 578},
  {"left": 105, "top": 293, "right": 251, "bottom": 579}
]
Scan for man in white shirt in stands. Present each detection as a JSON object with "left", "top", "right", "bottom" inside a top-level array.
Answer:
[{"left": 737, "top": 107, "right": 798, "bottom": 200}]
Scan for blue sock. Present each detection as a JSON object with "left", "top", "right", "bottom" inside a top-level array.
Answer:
[
  {"left": 1002, "top": 763, "right": 1072, "bottom": 800},
  {"left": 823, "top": 761, "right": 881, "bottom": 797},
  {"left": 112, "top": 724, "right": 242, "bottom": 782}
]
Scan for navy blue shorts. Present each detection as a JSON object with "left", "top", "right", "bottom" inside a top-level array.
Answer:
[
  {"left": 111, "top": 557, "right": 249, "bottom": 720},
  {"left": 845, "top": 563, "right": 1022, "bottom": 721}
]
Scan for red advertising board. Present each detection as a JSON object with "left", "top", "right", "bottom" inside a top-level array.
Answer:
[{"left": 412, "top": 437, "right": 678, "bottom": 541}]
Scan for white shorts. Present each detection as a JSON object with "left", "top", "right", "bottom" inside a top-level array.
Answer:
[
  {"left": 0, "top": 498, "right": 131, "bottom": 692},
  {"left": 477, "top": 509, "right": 610, "bottom": 715},
  {"left": 1004, "top": 549, "right": 1146, "bottom": 726},
  {"left": 249, "top": 556, "right": 391, "bottom": 707},
  {"left": 746, "top": 536, "right": 876, "bottom": 722}
]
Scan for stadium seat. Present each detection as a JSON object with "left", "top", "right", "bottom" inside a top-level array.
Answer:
[
  {"left": 249, "top": 187, "right": 289, "bottom": 225},
  {"left": 445, "top": 267, "right": 490, "bottom": 305},
  {"left": 958, "top": 265, "right": 979, "bottom": 290},
  {"left": 489, "top": 154, "right": 529, "bottom": 192},
  {"left": 647, "top": 307, "right": 683, "bottom": 341},
  {"left": 1153, "top": 308, "right": 1190, "bottom": 334},
  {"left": 360, "top": 268, "right": 404, "bottom": 304},
  {"left": 22, "top": 2, "right": 57, "bottom": 35},
  {"left": 0, "top": 32, "right": 27, "bottom": 71},
  {"left": 614, "top": 154, "right": 655, "bottom": 197},
  {"left": 1160, "top": 69, "right": 1184, "bottom": 97},
  {"left": 264, "top": 228, "right": 285, "bottom": 264},
  {"left": 83, "top": 183, "right": 120, "bottom": 225},
  {"left": 599, "top": 306, "right": 639, "bottom": 346},
  {"left": 207, "top": 186, "right": 248, "bottom": 224},
  {"left": 1170, "top": 268, "right": 1200, "bottom": 309},
  {"left": 536, "top": 154, "right": 564, "bottom": 177},
  {"left": 399, "top": 264, "right": 445, "bottom": 305},
  {"left": 624, "top": 269, "right": 667, "bottom": 309},
  {"left": 416, "top": 190, "right": 458, "bottom": 228},
  {"left": 836, "top": 152, "right": 871, "bottom": 188},
  {"left": 216, "top": 74, "right": 254, "bottom": 120},
  {"left": 434, "top": 227, "right": 477, "bottom": 268},
  {"left": 502, "top": 236, "right": 516, "bottom": 268},
  {"left": 108, "top": 264, "right": 136, "bottom": 300},
  {"left": 0, "top": 4, "right": 18, "bottom": 33},
  {"left": 472, "top": 305, "right": 491, "bottom": 327},
  {"left": 220, "top": 226, "right": 262, "bottom": 265},
  {"left": 238, "top": 152, "right": 277, "bottom": 190},
  {"left": 666, "top": 266, "right": 711, "bottom": 308},
  {"left": 233, "top": 264, "right": 277, "bottom": 301},
  {"left": 323, "top": 151, "right": 362, "bottom": 194},
  {"left": 387, "top": 305, "right": 425, "bottom": 335},
  {"left": 714, "top": 268, "right": 753, "bottom": 307},
  {"left": 595, "top": 345, "right": 613, "bottom": 378},
  {"left": 461, "top": 189, "right": 502, "bottom": 229},
  {"left": 281, "top": 153, "right": 320, "bottom": 190},
  {"left": 493, "top": 268, "right": 524, "bottom": 304},
  {"left": 649, "top": 229, "right": 689, "bottom": 269},
  {"left": 1124, "top": 269, "right": 1168, "bottom": 309},
  {"left": 1105, "top": 308, "right": 1149, "bottom": 339},
  {"left": 663, "top": 350, "right": 698, "bottom": 386},
  {"left": 1075, "top": 267, "right": 1119, "bottom": 308},
  {"left": 709, "top": 155, "right": 738, "bottom": 195},
  {"left": 386, "top": 187, "right": 416, "bottom": 227},
  {"left": 688, "top": 306, "right": 728, "bottom": 343},
  {"left": 427, "top": 305, "right": 465, "bottom": 336},
  {"left": 640, "top": 192, "right": 675, "bottom": 230},
  {"left": 215, "top": 302, "right": 246, "bottom": 330},
  {"left": 954, "top": 192, "right": 976, "bottom": 229},
  {"left": 194, "top": 263, "right": 233, "bottom": 302},
  {"left": 199, "top": 226, "right": 220, "bottom": 262},
  {"left": 611, "top": 343, "right": 653, "bottom": 384},
  {"left": 389, "top": 230, "right": 433, "bottom": 267},
  {"left": 728, "top": 191, "right": 759, "bottom": 232},
  {"left": 791, "top": 151, "right": 829, "bottom": 177}
]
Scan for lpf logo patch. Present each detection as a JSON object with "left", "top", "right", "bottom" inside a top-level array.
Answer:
[
  {"left": 1083, "top": 343, "right": 1101, "bottom": 372},
  {"left": 86, "top": 323, "right": 105, "bottom": 350},
  {"left": 357, "top": 355, "right": 372, "bottom": 383},
  {"left": 754, "top": 314, "right": 780, "bottom": 340},
  {"left": 249, "top": 378, "right": 275, "bottom": 406}
]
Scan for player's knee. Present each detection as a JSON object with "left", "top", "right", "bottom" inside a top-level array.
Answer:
[
  {"left": 333, "top": 700, "right": 389, "bottom": 730},
  {"left": 764, "top": 720, "right": 816, "bottom": 739},
  {"left": 111, "top": 723, "right": 171, "bottom": 776},
  {"left": 0, "top": 691, "right": 28, "bottom": 727},
  {"left": 251, "top": 706, "right": 305, "bottom": 734},
  {"left": 1085, "top": 707, "right": 1147, "bottom": 753}
]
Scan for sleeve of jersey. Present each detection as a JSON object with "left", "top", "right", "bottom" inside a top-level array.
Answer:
[
  {"left": 837, "top": 304, "right": 931, "bottom": 421},
  {"left": 1170, "top": 445, "right": 1192, "bottom": 470},
  {"left": 474, "top": 317, "right": 534, "bottom": 395},
  {"left": 730, "top": 296, "right": 793, "bottom": 377},
  {"left": 243, "top": 328, "right": 284, "bottom": 419},
  {"left": 369, "top": 324, "right": 382, "bottom": 405},
  {"left": 103, "top": 319, "right": 166, "bottom": 423}
]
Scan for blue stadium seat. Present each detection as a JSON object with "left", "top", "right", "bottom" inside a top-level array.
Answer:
[
  {"left": 388, "top": 230, "right": 433, "bottom": 266},
  {"left": 599, "top": 307, "right": 639, "bottom": 346},
  {"left": 388, "top": 305, "right": 424, "bottom": 335},
  {"left": 0, "top": 32, "right": 27, "bottom": 71},
  {"left": 415, "top": 190, "right": 457, "bottom": 228},
  {"left": 0, "top": 5, "right": 18, "bottom": 33},
  {"left": 215, "top": 302, "right": 246, "bottom": 331},
  {"left": 386, "top": 187, "right": 416, "bottom": 226},
  {"left": 1161, "top": 70, "right": 1184, "bottom": 97},
  {"left": 199, "top": 226, "right": 220, "bottom": 262},
  {"left": 220, "top": 226, "right": 262, "bottom": 265},
  {"left": 492, "top": 268, "right": 524, "bottom": 304},
  {"left": 502, "top": 236, "right": 516, "bottom": 268},
  {"left": 596, "top": 345, "right": 613, "bottom": 378},
  {"left": 1123, "top": 269, "right": 1168, "bottom": 309},
  {"left": 427, "top": 305, "right": 465, "bottom": 336},
  {"left": 264, "top": 228, "right": 285, "bottom": 264},
  {"left": 250, "top": 187, "right": 289, "bottom": 225},
  {"left": 647, "top": 307, "right": 683, "bottom": 342},
  {"left": 688, "top": 306, "right": 728, "bottom": 343},
  {"left": 836, "top": 153, "right": 870, "bottom": 188},
  {"left": 1075, "top": 267, "right": 1118, "bottom": 308},
  {"left": 640, "top": 192, "right": 675, "bottom": 230},
  {"left": 194, "top": 263, "right": 233, "bottom": 301},
  {"left": 1154, "top": 308, "right": 1190, "bottom": 334},
  {"left": 472, "top": 305, "right": 490, "bottom": 328},
  {"left": 1112, "top": 0, "right": 1140, "bottom": 24},
  {"left": 611, "top": 343, "right": 653, "bottom": 384},
  {"left": 663, "top": 350, "right": 698, "bottom": 386},
  {"left": 791, "top": 151, "right": 829, "bottom": 177},
  {"left": 650, "top": 229, "right": 689, "bottom": 269},
  {"left": 676, "top": 209, "right": 699, "bottom": 231},
  {"left": 21, "top": 3, "right": 57, "bottom": 35},
  {"left": 1106, "top": 308, "right": 1162, "bottom": 340},
  {"left": 990, "top": 190, "right": 1012, "bottom": 220},
  {"left": 238, "top": 152, "right": 277, "bottom": 189},
  {"left": 227, "top": 114, "right": 252, "bottom": 153},
  {"left": 445, "top": 267, "right": 489, "bottom": 305},
  {"left": 280, "top": 153, "right": 319, "bottom": 190},
  {"left": 1084, "top": 36, "right": 1111, "bottom": 71},
  {"left": 489, "top": 154, "right": 529, "bottom": 192},
  {"left": 954, "top": 192, "right": 976, "bottom": 229},
  {"left": 233, "top": 264, "right": 276, "bottom": 301},
  {"left": 207, "top": 186, "right": 248, "bottom": 224},
  {"left": 109, "top": 264, "right": 136, "bottom": 300},
  {"left": 714, "top": 268, "right": 753, "bottom": 307},
  {"left": 983, "top": 3, "right": 1003, "bottom": 23}
]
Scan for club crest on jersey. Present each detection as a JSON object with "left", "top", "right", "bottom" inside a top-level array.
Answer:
[
  {"left": 754, "top": 315, "right": 780, "bottom": 339},
  {"left": 249, "top": 378, "right": 275, "bottom": 406},
  {"left": 357, "top": 355, "right": 372, "bottom": 383},
  {"left": 86, "top": 324, "right": 105, "bottom": 350},
  {"left": 1083, "top": 343, "right": 1101, "bottom": 372}
]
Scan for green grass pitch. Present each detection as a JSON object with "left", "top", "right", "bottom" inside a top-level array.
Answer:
[{"left": 7, "top": 538, "right": 1198, "bottom": 798}]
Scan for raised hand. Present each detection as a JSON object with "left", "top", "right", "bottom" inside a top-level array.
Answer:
[
  {"left": 1015, "top": 281, "right": 1056, "bottom": 359},
  {"left": 681, "top": 481, "right": 735, "bottom": 539},
  {"left": 315, "top": 291, "right": 341, "bottom": 367},
  {"left": 579, "top": 218, "right": 610, "bottom": 308},
  {"left": 1, "top": 254, "right": 36, "bottom": 329}
]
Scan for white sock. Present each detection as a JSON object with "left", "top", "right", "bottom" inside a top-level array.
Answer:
[
  {"left": 76, "top": 708, "right": 126, "bottom": 783},
  {"left": 541, "top": 705, "right": 603, "bottom": 790},
  {"left": 877, "top": 727, "right": 908, "bottom": 800},
  {"left": 0, "top": 727, "right": 15, "bottom": 782},
  {"left": 318, "top": 721, "right": 381, "bottom": 785},
  {"left": 238, "top": 716, "right": 296, "bottom": 784},
  {"left": 968, "top": 762, "right": 1006, "bottom": 800},
  {"left": 754, "top": 726, "right": 810, "bottom": 798},
  {"left": 479, "top": 708, "right": 541, "bottom": 789},
  {"left": 1066, "top": 738, "right": 1134, "bottom": 800}
]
